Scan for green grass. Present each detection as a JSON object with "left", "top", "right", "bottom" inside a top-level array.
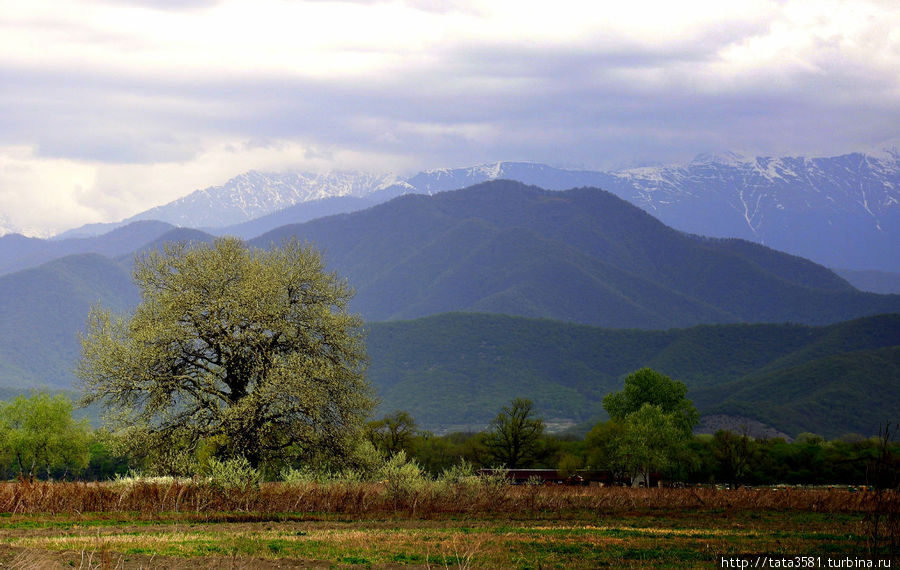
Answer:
[{"left": 0, "top": 509, "right": 870, "bottom": 569}]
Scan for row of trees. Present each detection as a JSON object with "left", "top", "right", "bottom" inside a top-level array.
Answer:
[
  {"left": 1, "top": 385, "right": 897, "bottom": 487},
  {"left": 365, "top": 370, "right": 896, "bottom": 489}
]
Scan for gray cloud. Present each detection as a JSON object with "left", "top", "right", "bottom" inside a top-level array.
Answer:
[{"left": 1, "top": 10, "right": 898, "bottom": 174}]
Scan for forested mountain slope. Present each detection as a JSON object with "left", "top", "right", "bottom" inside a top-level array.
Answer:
[
  {"left": 365, "top": 313, "right": 900, "bottom": 437},
  {"left": 251, "top": 180, "right": 899, "bottom": 328},
  {"left": 0, "top": 254, "right": 138, "bottom": 387}
]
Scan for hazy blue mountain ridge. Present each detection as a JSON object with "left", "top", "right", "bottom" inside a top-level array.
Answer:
[
  {"left": 0, "top": 254, "right": 139, "bottom": 388},
  {"left": 0, "top": 220, "right": 174, "bottom": 276},
  {"left": 834, "top": 268, "right": 900, "bottom": 294}
]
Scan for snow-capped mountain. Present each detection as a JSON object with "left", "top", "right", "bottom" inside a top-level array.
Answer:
[
  {"left": 49, "top": 152, "right": 900, "bottom": 272},
  {"left": 406, "top": 161, "right": 615, "bottom": 194},
  {"left": 605, "top": 152, "right": 900, "bottom": 272},
  {"left": 128, "top": 170, "right": 410, "bottom": 229},
  {"left": 399, "top": 154, "right": 900, "bottom": 272}
]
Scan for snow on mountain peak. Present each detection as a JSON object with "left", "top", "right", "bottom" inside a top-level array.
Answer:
[{"left": 125, "top": 170, "right": 405, "bottom": 228}]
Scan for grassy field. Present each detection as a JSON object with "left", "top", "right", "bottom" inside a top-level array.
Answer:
[{"left": 0, "top": 481, "right": 893, "bottom": 569}]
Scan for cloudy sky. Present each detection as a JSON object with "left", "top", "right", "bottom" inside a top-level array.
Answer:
[{"left": 1, "top": 0, "right": 899, "bottom": 235}]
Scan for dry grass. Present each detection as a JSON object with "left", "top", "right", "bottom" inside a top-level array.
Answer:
[
  {"left": 0, "top": 481, "right": 890, "bottom": 568},
  {"left": 0, "top": 480, "right": 886, "bottom": 517}
]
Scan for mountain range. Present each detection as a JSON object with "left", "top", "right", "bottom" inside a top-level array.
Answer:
[
  {"left": 248, "top": 181, "right": 898, "bottom": 328},
  {"left": 32, "top": 151, "right": 900, "bottom": 273},
  {"left": 0, "top": 180, "right": 896, "bottom": 436}
]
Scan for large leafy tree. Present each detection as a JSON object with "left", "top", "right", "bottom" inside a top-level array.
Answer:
[
  {"left": 78, "top": 237, "right": 373, "bottom": 472},
  {"left": 0, "top": 392, "right": 90, "bottom": 480},
  {"left": 615, "top": 403, "right": 685, "bottom": 486}
]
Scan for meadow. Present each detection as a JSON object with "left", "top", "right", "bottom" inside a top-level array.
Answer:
[{"left": 0, "top": 480, "right": 894, "bottom": 569}]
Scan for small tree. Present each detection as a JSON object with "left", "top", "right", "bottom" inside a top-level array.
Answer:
[
  {"left": 367, "top": 410, "right": 417, "bottom": 457},
  {"left": 616, "top": 403, "right": 684, "bottom": 486},
  {"left": 484, "top": 398, "right": 544, "bottom": 468},
  {"left": 712, "top": 427, "right": 757, "bottom": 488},
  {"left": 78, "top": 237, "right": 374, "bottom": 473},
  {"left": 585, "top": 419, "right": 628, "bottom": 478},
  {"left": 0, "top": 392, "right": 90, "bottom": 480}
]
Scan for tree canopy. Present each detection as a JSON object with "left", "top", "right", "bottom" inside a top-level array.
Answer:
[
  {"left": 77, "top": 237, "right": 373, "bottom": 472},
  {"left": 602, "top": 367, "right": 698, "bottom": 436},
  {"left": 367, "top": 410, "right": 418, "bottom": 457},
  {"left": 593, "top": 368, "right": 699, "bottom": 485}
]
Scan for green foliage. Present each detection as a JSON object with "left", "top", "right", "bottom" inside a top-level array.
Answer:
[
  {"left": 83, "top": 429, "right": 131, "bottom": 480},
  {"left": 616, "top": 404, "right": 686, "bottom": 485},
  {"left": 280, "top": 438, "right": 384, "bottom": 484},
  {"left": 483, "top": 398, "right": 545, "bottom": 468},
  {"left": 585, "top": 420, "right": 628, "bottom": 475},
  {"left": 594, "top": 368, "right": 699, "bottom": 484},
  {"left": 556, "top": 453, "right": 583, "bottom": 477},
  {"left": 437, "top": 458, "right": 476, "bottom": 483},
  {"left": 379, "top": 451, "right": 427, "bottom": 502},
  {"left": 410, "top": 431, "right": 486, "bottom": 475},
  {"left": 603, "top": 368, "right": 698, "bottom": 436},
  {"left": 0, "top": 392, "right": 90, "bottom": 480},
  {"left": 203, "top": 456, "right": 263, "bottom": 491},
  {"left": 77, "top": 237, "right": 373, "bottom": 473},
  {"left": 711, "top": 429, "right": 757, "bottom": 487}
]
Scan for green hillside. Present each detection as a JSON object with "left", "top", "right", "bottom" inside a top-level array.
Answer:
[
  {"left": 692, "top": 346, "right": 900, "bottom": 438},
  {"left": 251, "top": 181, "right": 900, "bottom": 328},
  {"left": 365, "top": 312, "right": 900, "bottom": 437},
  {"left": 0, "top": 254, "right": 138, "bottom": 388}
]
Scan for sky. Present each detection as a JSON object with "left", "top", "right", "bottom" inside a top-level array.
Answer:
[{"left": 1, "top": 0, "right": 899, "bottom": 235}]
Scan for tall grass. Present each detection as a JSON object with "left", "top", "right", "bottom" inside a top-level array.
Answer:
[{"left": 0, "top": 479, "right": 887, "bottom": 517}]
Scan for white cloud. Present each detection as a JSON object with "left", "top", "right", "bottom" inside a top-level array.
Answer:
[{"left": 0, "top": 146, "right": 99, "bottom": 235}]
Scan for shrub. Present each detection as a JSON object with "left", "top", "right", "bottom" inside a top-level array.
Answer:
[
  {"left": 203, "top": 456, "right": 262, "bottom": 491},
  {"left": 380, "top": 451, "right": 427, "bottom": 505}
]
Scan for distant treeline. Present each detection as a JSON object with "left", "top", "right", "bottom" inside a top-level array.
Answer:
[{"left": 2, "top": 391, "right": 897, "bottom": 489}]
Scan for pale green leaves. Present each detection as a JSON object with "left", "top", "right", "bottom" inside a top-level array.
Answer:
[{"left": 78, "top": 237, "right": 373, "bottom": 473}]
